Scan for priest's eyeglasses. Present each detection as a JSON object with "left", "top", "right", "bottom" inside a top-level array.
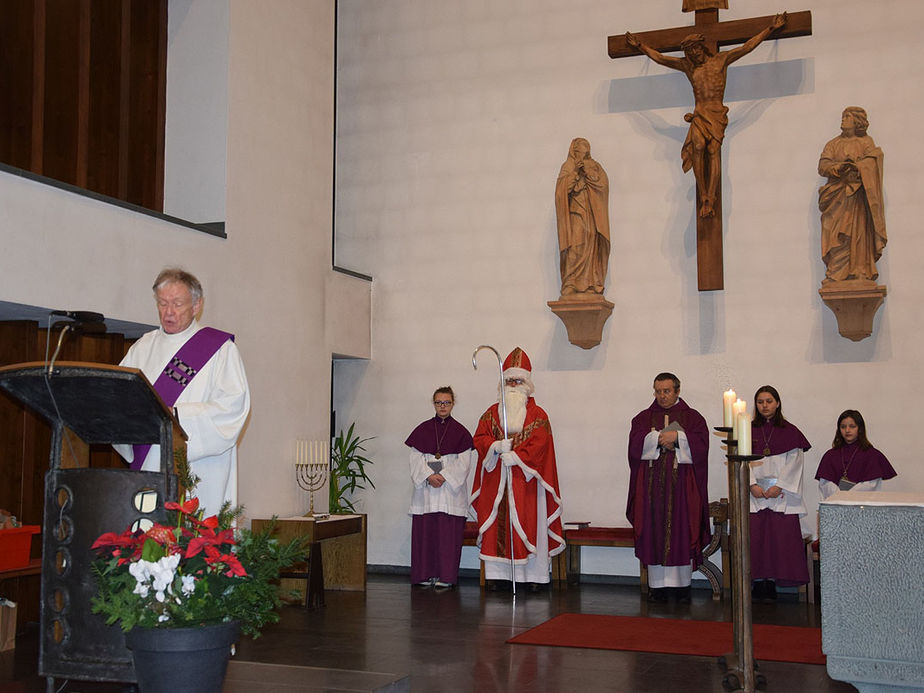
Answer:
[{"left": 433, "top": 400, "right": 453, "bottom": 407}]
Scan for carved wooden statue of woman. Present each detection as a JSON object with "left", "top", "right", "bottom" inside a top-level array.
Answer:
[
  {"left": 554, "top": 138, "right": 610, "bottom": 298},
  {"left": 818, "top": 107, "right": 887, "bottom": 284}
]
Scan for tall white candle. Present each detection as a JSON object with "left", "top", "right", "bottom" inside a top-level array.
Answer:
[
  {"left": 732, "top": 399, "right": 747, "bottom": 441},
  {"left": 722, "top": 389, "right": 736, "bottom": 427},
  {"left": 737, "top": 412, "right": 752, "bottom": 455}
]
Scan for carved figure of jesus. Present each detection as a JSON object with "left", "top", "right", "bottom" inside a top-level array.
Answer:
[{"left": 626, "top": 13, "right": 786, "bottom": 218}]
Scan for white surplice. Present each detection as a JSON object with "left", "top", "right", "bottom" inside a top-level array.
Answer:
[{"left": 114, "top": 320, "right": 250, "bottom": 516}]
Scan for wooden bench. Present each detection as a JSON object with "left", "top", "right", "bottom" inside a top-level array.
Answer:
[
  {"left": 556, "top": 499, "right": 728, "bottom": 599},
  {"left": 462, "top": 521, "right": 485, "bottom": 585},
  {"left": 802, "top": 537, "right": 819, "bottom": 604},
  {"left": 463, "top": 498, "right": 728, "bottom": 597}
]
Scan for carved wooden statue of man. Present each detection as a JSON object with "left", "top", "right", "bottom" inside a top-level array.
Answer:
[
  {"left": 818, "top": 107, "right": 886, "bottom": 283},
  {"left": 626, "top": 13, "right": 786, "bottom": 218},
  {"left": 554, "top": 137, "right": 610, "bottom": 298}
]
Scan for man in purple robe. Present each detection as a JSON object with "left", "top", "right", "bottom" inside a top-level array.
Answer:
[{"left": 627, "top": 372, "right": 710, "bottom": 603}]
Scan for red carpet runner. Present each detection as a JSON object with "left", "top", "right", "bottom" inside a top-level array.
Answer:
[{"left": 507, "top": 614, "right": 825, "bottom": 665}]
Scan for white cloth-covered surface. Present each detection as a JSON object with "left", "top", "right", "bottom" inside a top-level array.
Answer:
[{"left": 821, "top": 491, "right": 924, "bottom": 507}]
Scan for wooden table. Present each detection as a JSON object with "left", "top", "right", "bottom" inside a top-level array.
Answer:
[
  {"left": 0, "top": 558, "right": 41, "bottom": 580},
  {"left": 251, "top": 515, "right": 366, "bottom": 608}
]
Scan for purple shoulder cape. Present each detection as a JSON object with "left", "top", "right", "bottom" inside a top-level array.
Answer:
[
  {"left": 815, "top": 443, "right": 897, "bottom": 484},
  {"left": 751, "top": 419, "right": 811, "bottom": 455},
  {"left": 405, "top": 415, "right": 473, "bottom": 455}
]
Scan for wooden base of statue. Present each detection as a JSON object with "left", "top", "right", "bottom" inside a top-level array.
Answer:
[
  {"left": 548, "top": 295, "right": 614, "bottom": 349},
  {"left": 819, "top": 280, "right": 887, "bottom": 341}
]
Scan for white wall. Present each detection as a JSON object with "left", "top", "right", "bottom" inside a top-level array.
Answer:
[
  {"left": 164, "top": 0, "right": 229, "bottom": 223},
  {"left": 333, "top": 0, "right": 923, "bottom": 575},
  {"left": 0, "top": 0, "right": 337, "bottom": 524}
]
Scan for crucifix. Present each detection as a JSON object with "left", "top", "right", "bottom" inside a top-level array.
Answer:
[{"left": 609, "top": 3, "right": 812, "bottom": 291}]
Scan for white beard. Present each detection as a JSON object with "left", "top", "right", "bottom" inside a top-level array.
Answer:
[{"left": 501, "top": 387, "right": 528, "bottom": 434}]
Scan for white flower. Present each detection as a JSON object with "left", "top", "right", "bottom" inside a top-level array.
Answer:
[
  {"left": 151, "top": 556, "right": 179, "bottom": 590},
  {"left": 127, "top": 555, "right": 182, "bottom": 604},
  {"left": 129, "top": 560, "right": 150, "bottom": 582},
  {"left": 181, "top": 574, "right": 196, "bottom": 596}
]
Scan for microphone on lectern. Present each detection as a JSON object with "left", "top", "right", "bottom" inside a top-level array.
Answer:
[
  {"left": 50, "top": 310, "right": 105, "bottom": 323},
  {"left": 46, "top": 309, "right": 108, "bottom": 375}
]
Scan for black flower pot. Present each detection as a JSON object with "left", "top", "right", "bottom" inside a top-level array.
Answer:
[{"left": 125, "top": 620, "right": 240, "bottom": 693}]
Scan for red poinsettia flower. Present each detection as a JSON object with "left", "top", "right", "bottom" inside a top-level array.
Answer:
[
  {"left": 202, "top": 544, "right": 247, "bottom": 577},
  {"left": 164, "top": 497, "right": 200, "bottom": 515},
  {"left": 144, "top": 523, "right": 178, "bottom": 547},
  {"left": 91, "top": 530, "right": 137, "bottom": 550},
  {"left": 221, "top": 555, "right": 247, "bottom": 577},
  {"left": 89, "top": 485, "right": 301, "bottom": 639},
  {"left": 185, "top": 527, "right": 235, "bottom": 558}
]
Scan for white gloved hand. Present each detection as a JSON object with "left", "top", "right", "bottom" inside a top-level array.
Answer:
[
  {"left": 489, "top": 439, "right": 513, "bottom": 455},
  {"left": 500, "top": 452, "right": 516, "bottom": 467}
]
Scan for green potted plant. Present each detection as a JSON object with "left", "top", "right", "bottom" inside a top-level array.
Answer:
[
  {"left": 90, "top": 456, "right": 305, "bottom": 692},
  {"left": 329, "top": 422, "right": 376, "bottom": 514}
]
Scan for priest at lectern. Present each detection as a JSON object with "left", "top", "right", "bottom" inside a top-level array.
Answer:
[{"left": 114, "top": 268, "right": 250, "bottom": 515}]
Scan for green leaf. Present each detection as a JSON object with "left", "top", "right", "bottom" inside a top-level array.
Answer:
[
  {"left": 140, "top": 537, "right": 165, "bottom": 562},
  {"left": 329, "top": 422, "right": 376, "bottom": 513}
]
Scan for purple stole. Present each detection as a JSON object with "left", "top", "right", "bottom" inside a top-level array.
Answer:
[{"left": 130, "top": 327, "right": 234, "bottom": 470}]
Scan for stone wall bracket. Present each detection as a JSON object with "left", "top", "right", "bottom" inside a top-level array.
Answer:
[
  {"left": 819, "top": 280, "right": 887, "bottom": 342},
  {"left": 547, "top": 295, "right": 614, "bottom": 349}
]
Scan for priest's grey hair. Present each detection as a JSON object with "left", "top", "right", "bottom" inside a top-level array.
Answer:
[{"left": 153, "top": 268, "right": 203, "bottom": 304}]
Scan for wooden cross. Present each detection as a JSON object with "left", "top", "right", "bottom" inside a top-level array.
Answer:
[{"left": 608, "top": 4, "right": 812, "bottom": 291}]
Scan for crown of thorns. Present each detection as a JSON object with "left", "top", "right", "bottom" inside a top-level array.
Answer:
[{"left": 680, "top": 34, "right": 706, "bottom": 50}]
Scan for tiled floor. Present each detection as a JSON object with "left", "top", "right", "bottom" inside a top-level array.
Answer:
[{"left": 1, "top": 574, "right": 856, "bottom": 692}]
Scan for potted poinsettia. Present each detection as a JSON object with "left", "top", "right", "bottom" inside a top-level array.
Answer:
[{"left": 90, "top": 460, "right": 305, "bottom": 693}]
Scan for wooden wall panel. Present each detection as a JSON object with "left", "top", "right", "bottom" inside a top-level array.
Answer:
[
  {"left": 87, "top": 0, "right": 126, "bottom": 199},
  {"left": 127, "top": 0, "right": 166, "bottom": 211},
  {"left": 1, "top": 321, "right": 136, "bottom": 625},
  {"left": 42, "top": 0, "right": 81, "bottom": 184},
  {"left": 0, "top": 322, "right": 38, "bottom": 521},
  {"left": 0, "top": 0, "right": 166, "bottom": 211},
  {"left": 0, "top": 0, "right": 38, "bottom": 170}
]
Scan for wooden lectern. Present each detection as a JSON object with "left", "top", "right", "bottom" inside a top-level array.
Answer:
[{"left": 0, "top": 362, "right": 185, "bottom": 690}]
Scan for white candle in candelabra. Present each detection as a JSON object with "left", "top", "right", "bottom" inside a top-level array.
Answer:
[
  {"left": 737, "top": 412, "right": 752, "bottom": 455},
  {"left": 732, "top": 399, "right": 746, "bottom": 441},
  {"left": 722, "top": 389, "right": 736, "bottom": 427}
]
